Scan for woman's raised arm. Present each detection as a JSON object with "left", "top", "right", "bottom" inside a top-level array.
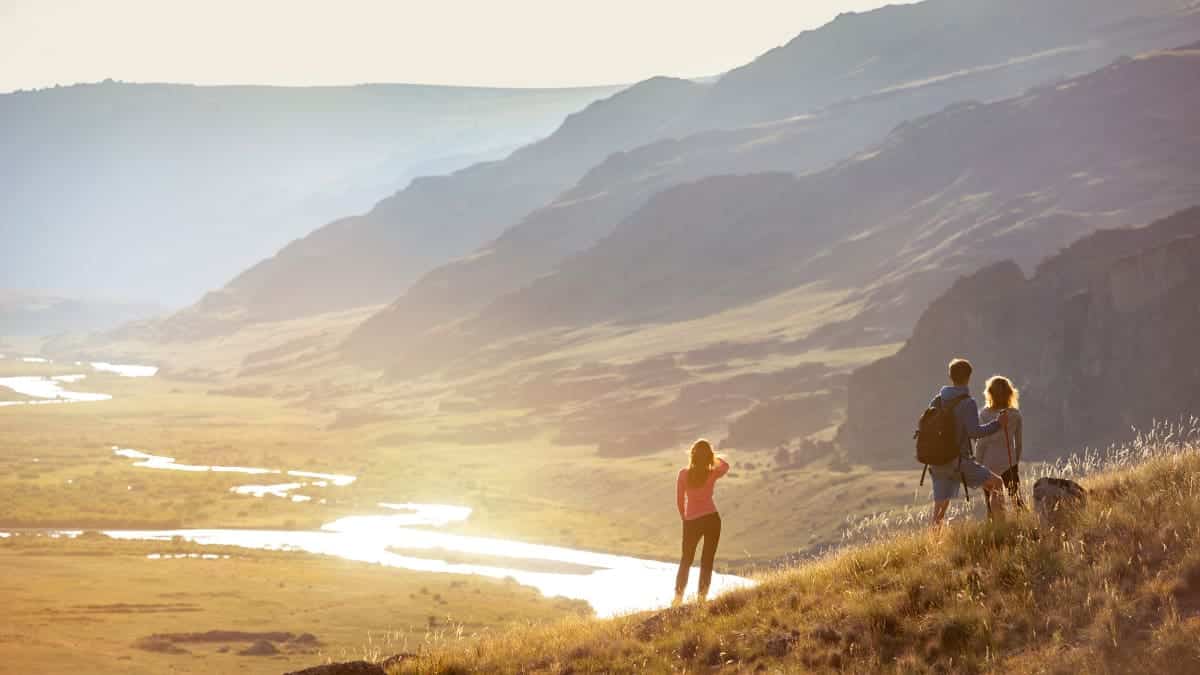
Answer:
[{"left": 711, "top": 456, "right": 731, "bottom": 481}]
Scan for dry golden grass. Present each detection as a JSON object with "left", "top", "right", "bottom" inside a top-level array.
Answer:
[
  {"left": 381, "top": 425, "right": 1200, "bottom": 674},
  {"left": 0, "top": 534, "right": 587, "bottom": 675}
]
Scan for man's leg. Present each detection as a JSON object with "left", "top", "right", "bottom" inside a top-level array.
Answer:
[
  {"left": 972, "top": 463, "right": 1005, "bottom": 520},
  {"left": 985, "top": 486, "right": 1005, "bottom": 520},
  {"left": 697, "top": 514, "right": 722, "bottom": 600},
  {"left": 674, "top": 519, "right": 702, "bottom": 603},
  {"left": 930, "top": 499, "right": 950, "bottom": 528},
  {"left": 982, "top": 473, "right": 1003, "bottom": 493}
]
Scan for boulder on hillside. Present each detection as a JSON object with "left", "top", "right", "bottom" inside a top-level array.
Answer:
[
  {"left": 284, "top": 653, "right": 415, "bottom": 675},
  {"left": 1033, "top": 477, "right": 1087, "bottom": 529},
  {"left": 283, "top": 662, "right": 384, "bottom": 675}
]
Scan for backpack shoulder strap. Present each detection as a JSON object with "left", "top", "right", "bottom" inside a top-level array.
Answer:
[{"left": 943, "top": 393, "right": 970, "bottom": 411}]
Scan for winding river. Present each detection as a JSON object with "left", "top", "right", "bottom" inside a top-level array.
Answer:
[
  {"left": 0, "top": 355, "right": 158, "bottom": 406},
  {"left": 1, "top": 355, "right": 753, "bottom": 617}
]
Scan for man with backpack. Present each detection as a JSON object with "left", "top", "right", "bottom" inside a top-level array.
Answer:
[{"left": 916, "top": 358, "right": 1006, "bottom": 528}]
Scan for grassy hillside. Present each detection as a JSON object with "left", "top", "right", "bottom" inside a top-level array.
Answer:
[{"left": 376, "top": 427, "right": 1200, "bottom": 674}]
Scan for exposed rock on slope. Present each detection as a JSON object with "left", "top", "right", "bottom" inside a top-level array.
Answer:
[{"left": 839, "top": 206, "right": 1200, "bottom": 466}]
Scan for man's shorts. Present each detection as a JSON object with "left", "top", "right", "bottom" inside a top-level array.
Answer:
[{"left": 929, "top": 458, "right": 994, "bottom": 502}]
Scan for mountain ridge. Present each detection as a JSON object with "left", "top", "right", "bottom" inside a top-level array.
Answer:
[
  {"left": 0, "top": 80, "right": 621, "bottom": 309},
  {"left": 163, "top": 0, "right": 1200, "bottom": 335},
  {"left": 352, "top": 44, "right": 1200, "bottom": 378}
]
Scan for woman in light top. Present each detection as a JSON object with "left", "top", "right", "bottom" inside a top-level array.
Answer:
[
  {"left": 976, "top": 375, "right": 1023, "bottom": 518},
  {"left": 674, "top": 439, "right": 729, "bottom": 605}
]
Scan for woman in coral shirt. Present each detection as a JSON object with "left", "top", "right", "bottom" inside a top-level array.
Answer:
[{"left": 674, "top": 439, "right": 730, "bottom": 605}]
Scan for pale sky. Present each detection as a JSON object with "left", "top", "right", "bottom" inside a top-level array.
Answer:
[{"left": 0, "top": 0, "right": 907, "bottom": 92}]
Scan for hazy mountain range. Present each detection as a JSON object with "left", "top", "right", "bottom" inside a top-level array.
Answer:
[
  {"left": 0, "top": 80, "right": 621, "bottom": 312},
  {"left": 341, "top": 45, "right": 1200, "bottom": 456},
  {"left": 0, "top": 291, "right": 163, "bottom": 337},
  {"left": 36, "top": 0, "right": 1200, "bottom": 463},
  {"left": 171, "top": 0, "right": 1200, "bottom": 337}
]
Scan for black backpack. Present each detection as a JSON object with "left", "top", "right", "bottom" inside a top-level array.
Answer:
[{"left": 914, "top": 394, "right": 968, "bottom": 466}]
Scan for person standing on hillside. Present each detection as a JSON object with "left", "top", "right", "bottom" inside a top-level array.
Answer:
[
  {"left": 977, "top": 375, "right": 1024, "bottom": 516},
  {"left": 927, "top": 358, "right": 1006, "bottom": 528},
  {"left": 674, "top": 439, "right": 729, "bottom": 606}
]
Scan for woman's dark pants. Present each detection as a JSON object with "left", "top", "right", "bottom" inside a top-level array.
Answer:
[{"left": 675, "top": 512, "right": 721, "bottom": 596}]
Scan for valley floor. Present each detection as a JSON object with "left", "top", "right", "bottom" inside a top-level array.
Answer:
[
  {"left": 0, "top": 535, "right": 585, "bottom": 675},
  {"left": 0, "top": 357, "right": 918, "bottom": 563},
  {"left": 0, "top": 354, "right": 921, "bottom": 674}
]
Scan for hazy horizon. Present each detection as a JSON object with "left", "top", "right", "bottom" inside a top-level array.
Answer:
[{"left": 0, "top": 0, "right": 909, "bottom": 93}]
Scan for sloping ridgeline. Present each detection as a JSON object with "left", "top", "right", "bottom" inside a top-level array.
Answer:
[
  {"left": 166, "top": 0, "right": 1200, "bottom": 335},
  {"left": 840, "top": 206, "right": 1200, "bottom": 467},
  {"left": 342, "top": 46, "right": 1200, "bottom": 457}
]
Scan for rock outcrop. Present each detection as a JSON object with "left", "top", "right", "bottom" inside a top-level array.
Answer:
[{"left": 839, "top": 207, "right": 1200, "bottom": 466}]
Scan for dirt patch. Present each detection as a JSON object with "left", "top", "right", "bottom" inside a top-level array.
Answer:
[
  {"left": 133, "top": 636, "right": 189, "bottom": 654},
  {"left": 67, "top": 602, "right": 200, "bottom": 614},
  {"left": 238, "top": 639, "right": 280, "bottom": 656},
  {"left": 133, "top": 629, "right": 320, "bottom": 657},
  {"left": 148, "top": 630, "right": 295, "bottom": 643}
]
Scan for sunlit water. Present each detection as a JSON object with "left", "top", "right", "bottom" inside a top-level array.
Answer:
[
  {"left": 89, "top": 362, "right": 159, "bottom": 377},
  {"left": 92, "top": 448, "right": 755, "bottom": 616},
  {"left": 112, "top": 447, "right": 356, "bottom": 501},
  {"left": 0, "top": 375, "right": 112, "bottom": 405},
  {"left": 0, "top": 357, "right": 157, "bottom": 407}
]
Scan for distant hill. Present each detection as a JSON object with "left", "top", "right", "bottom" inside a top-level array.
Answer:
[
  {"left": 171, "top": 0, "right": 1200, "bottom": 332},
  {"left": 0, "top": 291, "right": 163, "bottom": 336},
  {"left": 0, "top": 81, "right": 620, "bottom": 308},
  {"left": 161, "top": 77, "right": 707, "bottom": 334},
  {"left": 840, "top": 206, "right": 1200, "bottom": 466}
]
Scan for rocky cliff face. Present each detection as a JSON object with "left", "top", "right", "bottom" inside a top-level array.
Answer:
[{"left": 839, "top": 207, "right": 1200, "bottom": 466}]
